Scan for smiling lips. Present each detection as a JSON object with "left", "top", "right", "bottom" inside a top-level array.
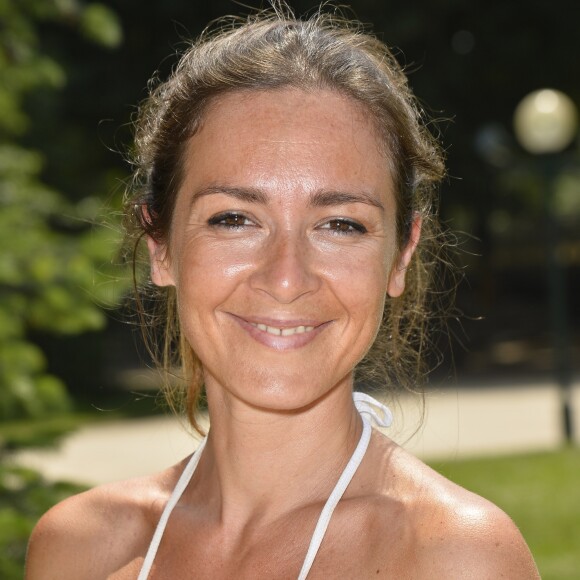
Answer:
[
  {"left": 229, "top": 314, "right": 326, "bottom": 351},
  {"left": 250, "top": 323, "right": 315, "bottom": 336}
]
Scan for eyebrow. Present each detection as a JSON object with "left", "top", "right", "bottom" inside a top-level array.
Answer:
[
  {"left": 309, "top": 189, "right": 385, "bottom": 212},
  {"left": 189, "top": 185, "right": 268, "bottom": 208},
  {"left": 189, "top": 184, "right": 385, "bottom": 212}
]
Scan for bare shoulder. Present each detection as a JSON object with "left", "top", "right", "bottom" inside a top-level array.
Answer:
[
  {"left": 413, "top": 479, "right": 540, "bottom": 579},
  {"left": 366, "top": 432, "right": 540, "bottom": 579},
  {"left": 25, "top": 461, "right": 184, "bottom": 580}
]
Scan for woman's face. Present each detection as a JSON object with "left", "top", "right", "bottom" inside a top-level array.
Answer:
[{"left": 148, "top": 88, "right": 417, "bottom": 411}]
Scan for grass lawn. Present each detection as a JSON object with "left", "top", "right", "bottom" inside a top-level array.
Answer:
[{"left": 431, "top": 446, "right": 580, "bottom": 580}]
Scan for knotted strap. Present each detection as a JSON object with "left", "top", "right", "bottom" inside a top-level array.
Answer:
[{"left": 353, "top": 391, "right": 393, "bottom": 428}]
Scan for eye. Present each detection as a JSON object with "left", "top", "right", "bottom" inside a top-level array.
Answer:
[
  {"left": 207, "top": 212, "right": 255, "bottom": 229},
  {"left": 319, "top": 218, "right": 367, "bottom": 235}
]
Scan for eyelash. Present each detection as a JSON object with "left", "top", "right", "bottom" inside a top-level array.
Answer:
[
  {"left": 207, "top": 213, "right": 367, "bottom": 235},
  {"left": 207, "top": 212, "right": 255, "bottom": 229},
  {"left": 320, "top": 218, "right": 367, "bottom": 235}
]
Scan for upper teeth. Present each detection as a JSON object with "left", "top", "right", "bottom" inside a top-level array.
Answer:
[{"left": 252, "top": 323, "right": 314, "bottom": 336}]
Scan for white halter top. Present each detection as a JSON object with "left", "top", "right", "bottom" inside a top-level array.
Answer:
[{"left": 137, "top": 392, "right": 392, "bottom": 580}]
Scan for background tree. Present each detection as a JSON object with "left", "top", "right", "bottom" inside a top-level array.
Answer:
[{"left": 0, "top": 0, "right": 124, "bottom": 419}]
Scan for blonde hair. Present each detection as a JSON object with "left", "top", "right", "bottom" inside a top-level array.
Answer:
[{"left": 124, "top": 5, "right": 447, "bottom": 433}]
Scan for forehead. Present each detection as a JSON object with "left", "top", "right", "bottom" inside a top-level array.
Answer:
[{"left": 179, "top": 88, "right": 394, "bottom": 206}]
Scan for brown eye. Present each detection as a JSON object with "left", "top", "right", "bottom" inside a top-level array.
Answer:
[
  {"left": 208, "top": 212, "right": 254, "bottom": 228},
  {"left": 223, "top": 214, "right": 245, "bottom": 227},
  {"left": 321, "top": 219, "right": 367, "bottom": 235}
]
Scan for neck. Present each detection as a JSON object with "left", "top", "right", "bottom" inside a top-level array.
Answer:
[{"left": 192, "top": 379, "right": 362, "bottom": 527}]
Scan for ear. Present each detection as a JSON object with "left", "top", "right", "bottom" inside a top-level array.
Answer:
[
  {"left": 146, "top": 235, "right": 175, "bottom": 287},
  {"left": 387, "top": 215, "right": 422, "bottom": 298}
]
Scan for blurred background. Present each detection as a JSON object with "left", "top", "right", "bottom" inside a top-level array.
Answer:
[{"left": 1, "top": 1, "right": 579, "bottom": 578}]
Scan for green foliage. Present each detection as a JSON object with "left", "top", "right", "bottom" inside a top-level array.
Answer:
[
  {"left": 0, "top": 413, "right": 88, "bottom": 449},
  {"left": 432, "top": 447, "right": 580, "bottom": 580},
  {"left": 80, "top": 3, "right": 123, "bottom": 49},
  {"left": 0, "top": 390, "right": 164, "bottom": 450},
  {"left": 0, "top": 0, "right": 126, "bottom": 420},
  {"left": 0, "top": 464, "right": 87, "bottom": 579}
]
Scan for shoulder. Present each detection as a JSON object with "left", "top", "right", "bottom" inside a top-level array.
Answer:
[
  {"left": 365, "top": 432, "right": 540, "bottom": 578},
  {"left": 414, "top": 484, "right": 540, "bottom": 578},
  {"left": 25, "top": 464, "right": 183, "bottom": 580}
]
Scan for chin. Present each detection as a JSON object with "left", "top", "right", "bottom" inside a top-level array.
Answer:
[{"left": 206, "top": 367, "right": 352, "bottom": 414}]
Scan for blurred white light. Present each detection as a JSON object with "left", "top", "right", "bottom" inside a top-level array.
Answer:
[{"left": 514, "top": 89, "right": 578, "bottom": 154}]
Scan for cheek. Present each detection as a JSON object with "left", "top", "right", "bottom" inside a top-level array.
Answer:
[
  {"left": 320, "top": 233, "right": 393, "bottom": 277},
  {"left": 318, "top": 245, "right": 390, "bottom": 312},
  {"left": 174, "top": 236, "right": 257, "bottom": 287}
]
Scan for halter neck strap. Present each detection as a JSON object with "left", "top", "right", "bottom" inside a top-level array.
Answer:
[
  {"left": 296, "top": 391, "right": 391, "bottom": 579},
  {"left": 138, "top": 391, "right": 391, "bottom": 580}
]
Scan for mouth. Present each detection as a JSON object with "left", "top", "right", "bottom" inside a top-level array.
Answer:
[
  {"left": 227, "top": 314, "right": 328, "bottom": 351},
  {"left": 249, "top": 323, "right": 315, "bottom": 337}
]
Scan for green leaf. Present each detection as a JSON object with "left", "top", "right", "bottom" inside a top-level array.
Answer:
[
  {"left": 80, "top": 4, "right": 123, "bottom": 49},
  {"left": 0, "top": 0, "right": 124, "bottom": 420}
]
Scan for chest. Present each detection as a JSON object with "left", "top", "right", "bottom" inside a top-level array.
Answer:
[{"left": 139, "top": 501, "right": 416, "bottom": 579}]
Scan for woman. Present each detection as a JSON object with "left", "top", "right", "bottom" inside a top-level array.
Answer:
[{"left": 26, "top": 5, "right": 540, "bottom": 579}]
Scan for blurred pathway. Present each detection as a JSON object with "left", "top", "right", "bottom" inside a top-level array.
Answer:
[{"left": 10, "top": 380, "right": 580, "bottom": 486}]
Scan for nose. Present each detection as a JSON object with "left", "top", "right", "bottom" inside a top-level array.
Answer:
[{"left": 249, "top": 230, "right": 321, "bottom": 303}]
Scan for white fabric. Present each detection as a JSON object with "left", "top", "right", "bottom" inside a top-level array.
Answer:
[
  {"left": 138, "top": 392, "right": 392, "bottom": 579},
  {"left": 296, "top": 392, "right": 392, "bottom": 579},
  {"left": 353, "top": 391, "right": 393, "bottom": 428},
  {"left": 137, "top": 436, "right": 208, "bottom": 580}
]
